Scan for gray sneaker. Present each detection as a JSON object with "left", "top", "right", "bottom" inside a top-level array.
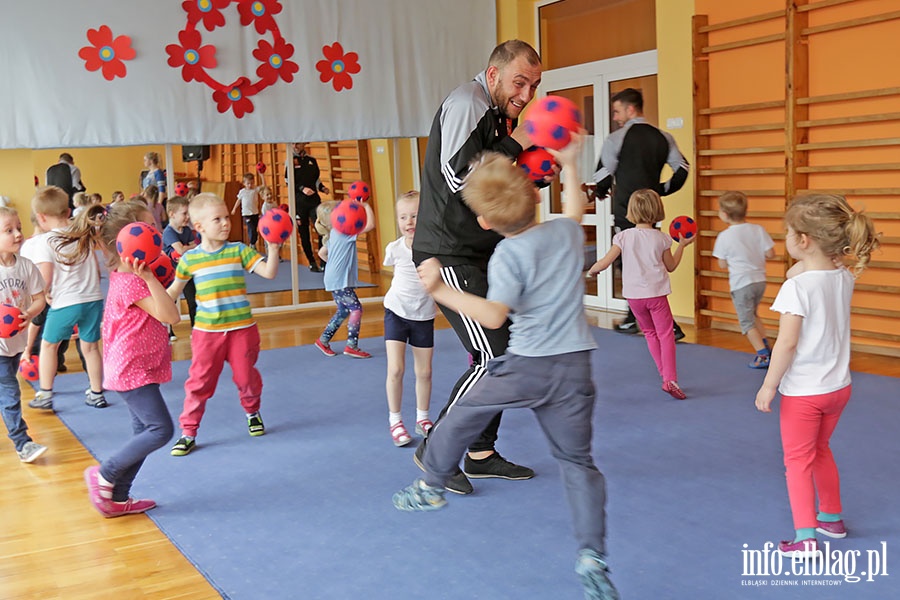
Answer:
[
  {"left": 84, "top": 389, "right": 108, "bottom": 408},
  {"left": 28, "top": 390, "right": 53, "bottom": 410},
  {"left": 17, "top": 441, "right": 48, "bottom": 463},
  {"left": 575, "top": 549, "right": 620, "bottom": 600},
  {"left": 393, "top": 479, "right": 447, "bottom": 512}
]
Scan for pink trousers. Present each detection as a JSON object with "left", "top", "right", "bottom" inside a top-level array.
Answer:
[
  {"left": 179, "top": 325, "right": 262, "bottom": 437},
  {"left": 780, "top": 385, "right": 851, "bottom": 529},
  {"left": 628, "top": 296, "right": 677, "bottom": 382}
]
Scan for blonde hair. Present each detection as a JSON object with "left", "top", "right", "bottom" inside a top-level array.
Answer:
[
  {"left": 785, "top": 194, "right": 881, "bottom": 276},
  {"left": 718, "top": 191, "right": 747, "bottom": 221},
  {"left": 461, "top": 153, "right": 535, "bottom": 235},
  {"left": 315, "top": 200, "right": 339, "bottom": 234},
  {"left": 626, "top": 189, "right": 665, "bottom": 225},
  {"left": 145, "top": 151, "right": 160, "bottom": 166},
  {"left": 188, "top": 192, "right": 225, "bottom": 222},
  {"left": 32, "top": 186, "right": 70, "bottom": 217},
  {"left": 142, "top": 184, "right": 160, "bottom": 206},
  {"left": 396, "top": 190, "right": 419, "bottom": 208},
  {"left": 258, "top": 185, "right": 272, "bottom": 201},
  {"left": 0, "top": 206, "right": 19, "bottom": 221},
  {"left": 73, "top": 192, "right": 90, "bottom": 208},
  {"left": 56, "top": 201, "right": 154, "bottom": 269},
  {"left": 166, "top": 195, "right": 189, "bottom": 215}
]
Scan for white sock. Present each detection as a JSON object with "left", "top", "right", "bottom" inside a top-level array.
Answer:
[
  {"left": 416, "top": 410, "right": 430, "bottom": 423},
  {"left": 97, "top": 472, "right": 114, "bottom": 499},
  {"left": 389, "top": 412, "right": 402, "bottom": 427}
]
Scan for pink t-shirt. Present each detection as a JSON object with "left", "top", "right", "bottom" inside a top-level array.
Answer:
[
  {"left": 613, "top": 227, "right": 673, "bottom": 299},
  {"left": 102, "top": 271, "right": 171, "bottom": 392}
]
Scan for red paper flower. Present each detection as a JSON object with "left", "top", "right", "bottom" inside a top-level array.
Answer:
[
  {"left": 238, "top": 0, "right": 283, "bottom": 35},
  {"left": 78, "top": 25, "right": 135, "bottom": 81},
  {"left": 253, "top": 37, "right": 298, "bottom": 84},
  {"left": 213, "top": 77, "right": 255, "bottom": 118},
  {"left": 316, "top": 42, "right": 360, "bottom": 92},
  {"left": 166, "top": 29, "right": 217, "bottom": 83},
  {"left": 182, "top": 0, "right": 231, "bottom": 32}
]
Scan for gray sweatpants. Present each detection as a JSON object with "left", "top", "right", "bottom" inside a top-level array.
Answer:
[{"left": 421, "top": 350, "right": 607, "bottom": 554}]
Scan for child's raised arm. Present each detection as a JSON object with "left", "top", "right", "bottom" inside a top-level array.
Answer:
[
  {"left": 549, "top": 131, "right": 586, "bottom": 222},
  {"left": 130, "top": 259, "right": 181, "bottom": 325},
  {"left": 253, "top": 242, "right": 283, "bottom": 279},
  {"left": 360, "top": 201, "right": 376, "bottom": 235},
  {"left": 417, "top": 258, "right": 509, "bottom": 329}
]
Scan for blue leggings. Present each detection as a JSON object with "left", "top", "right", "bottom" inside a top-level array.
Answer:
[
  {"left": 100, "top": 384, "right": 174, "bottom": 502},
  {"left": 321, "top": 287, "right": 362, "bottom": 348}
]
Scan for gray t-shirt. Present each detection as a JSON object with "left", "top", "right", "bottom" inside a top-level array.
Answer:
[{"left": 487, "top": 218, "right": 596, "bottom": 357}]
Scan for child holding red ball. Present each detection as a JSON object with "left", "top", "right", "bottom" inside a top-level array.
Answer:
[
  {"left": 0, "top": 206, "right": 48, "bottom": 463},
  {"left": 588, "top": 189, "right": 694, "bottom": 399},
  {"left": 82, "top": 201, "right": 181, "bottom": 517},
  {"left": 314, "top": 198, "right": 375, "bottom": 358}
]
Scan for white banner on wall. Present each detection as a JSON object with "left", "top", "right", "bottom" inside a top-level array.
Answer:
[{"left": 0, "top": 0, "right": 496, "bottom": 149}]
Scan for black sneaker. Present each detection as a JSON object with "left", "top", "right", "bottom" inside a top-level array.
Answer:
[
  {"left": 614, "top": 320, "right": 639, "bottom": 334},
  {"left": 463, "top": 452, "right": 534, "bottom": 480},
  {"left": 247, "top": 413, "right": 265, "bottom": 436},
  {"left": 673, "top": 322, "right": 686, "bottom": 342},
  {"left": 414, "top": 441, "right": 473, "bottom": 495}
]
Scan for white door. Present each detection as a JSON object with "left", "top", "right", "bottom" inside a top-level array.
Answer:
[{"left": 538, "top": 51, "right": 657, "bottom": 311}]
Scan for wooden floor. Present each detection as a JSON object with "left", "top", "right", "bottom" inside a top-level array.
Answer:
[{"left": 2, "top": 279, "right": 897, "bottom": 599}]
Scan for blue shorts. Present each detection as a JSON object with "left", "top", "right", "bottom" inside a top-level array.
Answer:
[
  {"left": 384, "top": 309, "right": 434, "bottom": 348},
  {"left": 43, "top": 300, "right": 104, "bottom": 343}
]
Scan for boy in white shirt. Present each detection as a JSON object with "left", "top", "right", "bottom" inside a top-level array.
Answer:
[
  {"left": 712, "top": 191, "right": 776, "bottom": 368},
  {"left": 231, "top": 173, "right": 260, "bottom": 249}
]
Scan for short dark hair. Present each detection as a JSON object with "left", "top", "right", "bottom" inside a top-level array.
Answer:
[
  {"left": 59, "top": 152, "right": 74, "bottom": 163},
  {"left": 488, "top": 40, "right": 540, "bottom": 71},
  {"left": 612, "top": 88, "right": 643, "bottom": 112}
]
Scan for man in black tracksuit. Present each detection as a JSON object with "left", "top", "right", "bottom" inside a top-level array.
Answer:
[
  {"left": 412, "top": 40, "right": 541, "bottom": 495},
  {"left": 286, "top": 143, "right": 330, "bottom": 272},
  {"left": 592, "top": 88, "right": 690, "bottom": 336}
]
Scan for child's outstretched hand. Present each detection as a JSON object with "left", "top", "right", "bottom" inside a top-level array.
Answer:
[
  {"left": 417, "top": 258, "right": 444, "bottom": 294},
  {"left": 548, "top": 129, "right": 586, "bottom": 170},
  {"left": 678, "top": 234, "right": 697, "bottom": 248}
]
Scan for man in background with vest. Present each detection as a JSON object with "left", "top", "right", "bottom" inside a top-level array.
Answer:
[{"left": 46, "top": 152, "right": 85, "bottom": 213}]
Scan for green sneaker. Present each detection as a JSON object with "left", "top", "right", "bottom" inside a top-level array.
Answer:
[
  {"left": 247, "top": 413, "right": 265, "bottom": 437},
  {"left": 170, "top": 436, "right": 196, "bottom": 456}
]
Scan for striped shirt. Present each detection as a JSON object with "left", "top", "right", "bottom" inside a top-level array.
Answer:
[{"left": 175, "top": 242, "right": 263, "bottom": 332}]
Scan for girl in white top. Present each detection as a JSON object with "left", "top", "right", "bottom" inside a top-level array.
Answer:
[
  {"left": 382, "top": 191, "right": 436, "bottom": 446},
  {"left": 258, "top": 185, "right": 276, "bottom": 216},
  {"left": 755, "top": 194, "right": 880, "bottom": 558},
  {"left": 588, "top": 189, "right": 694, "bottom": 399}
]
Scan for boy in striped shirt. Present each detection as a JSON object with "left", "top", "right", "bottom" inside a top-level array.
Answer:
[{"left": 167, "top": 193, "right": 282, "bottom": 456}]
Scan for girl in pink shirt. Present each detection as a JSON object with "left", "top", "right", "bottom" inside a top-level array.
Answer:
[
  {"left": 588, "top": 189, "right": 694, "bottom": 399},
  {"left": 80, "top": 201, "right": 182, "bottom": 517}
]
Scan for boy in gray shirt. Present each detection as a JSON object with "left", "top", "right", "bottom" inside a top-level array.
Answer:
[{"left": 393, "top": 134, "right": 618, "bottom": 600}]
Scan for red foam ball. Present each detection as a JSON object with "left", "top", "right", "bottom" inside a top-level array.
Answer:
[
  {"left": 330, "top": 200, "right": 367, "bottom": 236},
  {"left": 19, "top": 355, "right": 39, "bottom": 382},
  {"left": 523, "top": 95, "right": 582, "bottom": 150},
  {"left": 279, "top": 203, "right": 289, "bottom": 212},
  {"left": 517, "top": 146, "right": 559, "bottom": 182},
  {"left": 347, "top": 180, "right": 371, "bottom": 202},
  {"left": 148, "top": 253, "right": 176, "bottom": 288},
  {"left": 174, "top": 182, "right": 189, "bottom": 197},
  {"left": 0, "top": 304, "right": 24, "bottom": 339},
  {"left": 668, "top": 215, "right": 697, "bottom": 241},
  {"left": 258, "top": 208, "right": 294, "bottom": 243},
  {"left": 256, "top": 161, "right": 267, "bottom": 174},
  {"left": 116, "top": 222, "right": 162, "bottom": 263}
]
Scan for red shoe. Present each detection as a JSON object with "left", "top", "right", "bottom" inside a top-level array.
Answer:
[
  {"left": 777, "top": 538, "right": 820, "bottom": 558},
  {"left": 390, "top": 422, "right": 412, "bottom": 447},
  {"left": 315, "top": 339, "right": 336, "bottom": 357},
  {"left": 816, "top": 519, "right": 847, "bottom": 539},
  {"left": 415, "top": 419, "right": 433, "bottom": 437},
  {"left": 662, "top": 381, "right": 687, "bottom": 400},
  {"left": 343, "top": 346, "right": 371, "bottom": 359},
  {"left": 84, "top": 466, "right": 114, "bottom": 513},
  {"left": 98, "top": 497, "right": 157, "bottom": 518}
]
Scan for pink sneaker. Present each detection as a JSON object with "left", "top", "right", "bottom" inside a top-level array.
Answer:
[
  {"left": 343, "top": 346, "right": 371, "bottom": 359},
  {"left": 662, "top": 381, "right": 687, "bottom": 400},
  {"left": 99, "top": 497, "right": 158, "bottom": 518},
  {"left": 816, "top": 520, "right": 847, "bottom": 539},
  {"left": 315, "top": 339, "right": 336, "bottom": 357},
  {"left": 390, "top": 422, "right": 412, "bottom": 447},
  {"left": 777, "top": 538, "right": 820, "bottom": 558}
]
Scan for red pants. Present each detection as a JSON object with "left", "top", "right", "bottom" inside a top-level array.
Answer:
[
  {"left": 179, "top": 325, "right": 262, "bottom": 437},
  {"left": 779, "top": 385, "right": 851, "bottom": 529}
]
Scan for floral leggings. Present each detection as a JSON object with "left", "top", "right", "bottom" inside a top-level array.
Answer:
[{"left": 321, "top": 287, "right": 362, "bottom": 348}]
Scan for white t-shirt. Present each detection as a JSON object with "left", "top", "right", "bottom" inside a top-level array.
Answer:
[
  {"left": 713, "top": 223, "right": 774, "bottom": 291},
  {"left": 770, "top": 268, "right": 853, "bottom": 396},
  {"left": 0, "top": 255, "right": 45, "bottom": 356},
  {"left": 383, "top": 237, "right": 436, "bottom": 321},
  {"left": 25, "top": 229, "right": 103, "bottom": 309},
  {"left": 237, "top": 188, "right": 259, "bottom": 216},
  {"left": 613, "top": 227, "right": 673, "bottom": 299}
]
